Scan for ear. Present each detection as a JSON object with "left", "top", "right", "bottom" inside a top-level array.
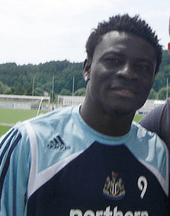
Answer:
[{"left": 83, "top": 59, "right": 91, "bottom": 81}]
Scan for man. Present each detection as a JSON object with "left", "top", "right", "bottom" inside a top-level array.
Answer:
[
  {"left": 140, "top": 98, "right": 170, "bottom": 152},
  {"left": 140, "top": 98, "right": 170, "bottom": 211},
  {"left": 0, "top": 14, "right": 169, "bottom": 215},
  {"left": 140, "top": 17, "right": 170, "bottom": 150},
  {"left": 140, "top": 98, "right": 170, "bottom": 189}
]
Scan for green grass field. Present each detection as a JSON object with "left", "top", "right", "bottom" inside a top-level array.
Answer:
[
  {"left": 0, "top": 108, "right": 144, "bottom": 137},
  {"left": 0, "top": 108, "right": 38, "bottom": 125},
  {"left": 0, "top": 125, "right": 11, "bottom": 136},
  {"left": 133, "top": 114, "right": 144, "bottom": 123},
  {"left": 0, "top": 108, "right": 47, "bottom": 136}
]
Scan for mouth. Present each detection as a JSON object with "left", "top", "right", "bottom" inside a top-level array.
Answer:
[
  {"left": 109, "top": 85, "right": 137, "bottom": 98},
  {"left": 113, "top": 89, "right": 135, "bottom": 97}
]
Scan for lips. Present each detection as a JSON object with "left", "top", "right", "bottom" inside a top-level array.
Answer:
[
  {"left": 109, "top": 86, "right": 137, "bottom": 98},
  {"left": 114, "top": 89, "right": 135, "bottom": 97}
]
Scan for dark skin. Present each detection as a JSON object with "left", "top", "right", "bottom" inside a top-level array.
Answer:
[
  {"left": 80, "top": 31, "right": 157, "bottom": 137},
  {"left": 80, "top": 100, "right": 133, "bottom": 137}
]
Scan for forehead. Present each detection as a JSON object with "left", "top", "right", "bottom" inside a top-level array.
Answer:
[{"left": 93, "top": 31, "right": 157, "bottom": 62}]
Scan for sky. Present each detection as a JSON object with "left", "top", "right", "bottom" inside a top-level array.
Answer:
[{"left": 0, "top": 0, "right": 169, "bottom": 65}]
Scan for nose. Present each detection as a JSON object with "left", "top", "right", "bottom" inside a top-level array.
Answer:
[{"left": 116, "top": 63, "right": 138, "bottom": 80}]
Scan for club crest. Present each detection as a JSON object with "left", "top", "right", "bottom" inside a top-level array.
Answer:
[{"left": 103, "top": 171, "right": 125, "bottom": 200}]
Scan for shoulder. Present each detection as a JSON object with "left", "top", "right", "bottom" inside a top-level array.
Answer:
[
  {"left": 140, "top": 99, "right": 170, "bottom": 147},
  {"left": 161, "top": 98, "right": 170, "bottom": 121},
  {"left": 24, "top": 106, "right": 79, "bottom": 135},
  {"left": 131, "top": 121, "right": 168, "bottom": 155},
  {"left": 0, "top": 122, "right": 32, "bottom": 192},
  {"left": 132, "top": 121, "right": 169, "bottom": 162},
  {"left": 28, "top": 106, "right": 77, "bottom": 125},
  {"left": 139, "top": 99, "right": 170, "bottom": 129},
  {"left": 131, "top": 122, "right": 169, "bottom": 195},
  {"left": 139, "top": 102, "right": 164, "bottom": 134},
  {"left": 140, "top": 105, "right": 163, "bottom": 124},
  {"left": 0, "top": 106, "right": 78, "bottom": 158},
  {"left": 132, "top": 121, "right": 157, "bottom": 138},
  {"left": 0, "top": 122, "right": 31, "bottom": 165}
]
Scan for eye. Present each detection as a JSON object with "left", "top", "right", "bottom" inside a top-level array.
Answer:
[
  {"left": 103, "top": 56, "right": 123, "bottom": 68},
  {"left": 134, "top": 62, "right": 154, "bottom": 79},
  {"left": 105, "top": 57, "right": 120, "bottom": 63},
  {"left": 135, "top": 63, "right": 151, "bottom": 72}
]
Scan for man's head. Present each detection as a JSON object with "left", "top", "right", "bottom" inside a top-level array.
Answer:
[
  {"left": 85, "top": 14, "right": 162, "bottom": 74},
  {"left": 83, "top": 30, "right": 157, "bottom": 115}
]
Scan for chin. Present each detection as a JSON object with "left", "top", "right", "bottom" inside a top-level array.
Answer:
[
  {"left": 104, "top": 105, "right": 136, "bottom": 116},
  {"left": 113, "top": 109, "right": 136, "bottom": 116}
]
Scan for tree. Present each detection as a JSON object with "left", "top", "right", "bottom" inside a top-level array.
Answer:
[
  {"left": 153, "top": 50, "right": 170, "bottom": 92},
  {"left": 59, "top": 88, "right": 72, "bottom": 96},
  {"left": 3, "top": 84, "right": 11, "bottom": 94},
  {"left": 25, "top": 86, "right": 33, "bottom": 96},
  {"left": 0, "top": 81, "right": 4, "bottom": 94},
  {"left": 34, "top": 87, "right": 44, "bottom": 96},
  {"left": 157, "top": 87, "right": 170, "bottom": 100},
  {"left": 148, "top": 88, "right": 157, "bottom": 99},
  {"left": 13, "top": 82, "right": 24, "bottom": 95},
  {"left": 74, "top": 88, "right": 86, "bottom": 96}
]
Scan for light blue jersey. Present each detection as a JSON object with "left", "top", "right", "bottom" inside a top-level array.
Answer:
[{"left": 0, "top": 106, "right": 169, "bottom": 215}]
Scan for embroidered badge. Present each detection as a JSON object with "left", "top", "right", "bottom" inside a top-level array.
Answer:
[{"left": 103, "top": 171, "right": 125, "bottom": 200}]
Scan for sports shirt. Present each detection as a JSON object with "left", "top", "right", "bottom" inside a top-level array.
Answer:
[{"left": 0, "top": 106, "right": 169, "bottom": 216}]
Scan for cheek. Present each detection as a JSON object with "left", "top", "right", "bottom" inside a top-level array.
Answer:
[
  {"left": 140, "top": 75, "right": 154, "bottom": 90},
  {"left": 91, "top": 62, "right": 113, "bottom": 77},
  {"left": 89, "top": 68, "right": 104, "bottom": 88},
  {"left": 90, "top": 69, "right": 114, "bottom": 88}
]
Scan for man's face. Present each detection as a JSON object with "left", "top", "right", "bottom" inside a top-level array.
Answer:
[{"left": 85, "top": 31, "right": 157, "bottom": 115}]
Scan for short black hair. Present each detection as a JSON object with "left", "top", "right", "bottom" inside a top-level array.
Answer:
[{"left": 85, "top": 14, "right": 162, "bottom": 74}]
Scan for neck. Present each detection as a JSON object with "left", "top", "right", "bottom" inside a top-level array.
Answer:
[{"left": 80, "top": 99, "right": 135, "bottom": 137}]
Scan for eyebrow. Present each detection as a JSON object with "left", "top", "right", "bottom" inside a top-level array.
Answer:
[
  {"left": 134, "top": 58, "right": 154, "bottom": 66},
  {"left": 102, "top": 51, "right": 154, "bottom": 64},
  {"left": 102, "top": 50, "right": 124, "bottom": 56},
  {"left": 100, "top": 51, "right": 125, "bottom": 60}
]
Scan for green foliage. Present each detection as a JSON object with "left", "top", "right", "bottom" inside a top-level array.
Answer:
[
  {"left": 0, "top": 81, "right": 4, "bottom": 94},
  {"left": 3, "top": 84, "right": 11, "bottom": 94},
  {"left": 157, "top": 87, "right": 170, "bottom": 100},
  {"left": 59, "top": 88, "right": 72, "bottom": 96},
  {"left": 74, "top": 88, "right": 86, "bottom": 96},
  {"left": 25, "top": 86, "right": 33, "bottom": 96},
  {"left": 34, "top": 87, "right": 44, "bottom": 96},
  {"left": 0, "top": 60, "right": 85, "bottom": 96},
  {"left": 148, "top": 88, "right": 157, "bottom": 99},
  {"left": 13, "top": 82, "right": 25, "bottom": 95},
  {"left": 153, "top": 50, "right": 170, "bottom": 92}
]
